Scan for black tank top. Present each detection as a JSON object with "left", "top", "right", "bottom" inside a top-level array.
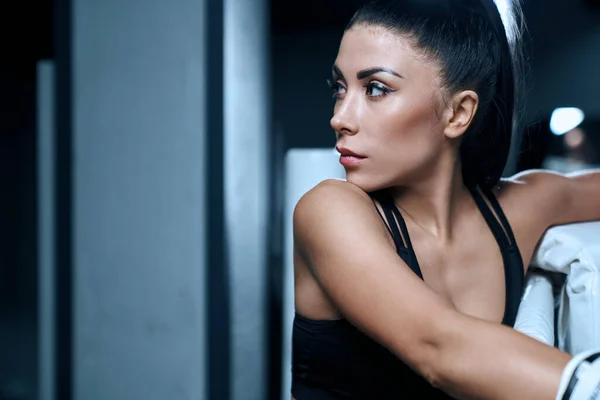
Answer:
[{"left": 291, "top": 185, "right": 524, "bottom": 399}]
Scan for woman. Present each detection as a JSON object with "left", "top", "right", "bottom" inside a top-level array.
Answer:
[{"left": 291, "top": 0, "right": 600, "bottom": 399}]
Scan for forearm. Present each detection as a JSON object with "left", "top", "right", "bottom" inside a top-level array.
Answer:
[{"left": 432, "top": 310, "right": 571, "bottom": 400}]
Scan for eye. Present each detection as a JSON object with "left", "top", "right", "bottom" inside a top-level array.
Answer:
[
  {"left": 327, "top": 79, "right": 346, "bottom": 99},
  {"left": 364, "top": 82, "right": 395, "bottom": 98}
]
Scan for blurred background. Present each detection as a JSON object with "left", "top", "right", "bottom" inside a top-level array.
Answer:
[{"left": 1, "top": 0, "right": 599, "bottom": 399}]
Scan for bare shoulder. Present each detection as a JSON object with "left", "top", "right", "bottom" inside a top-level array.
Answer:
[
  {"left": 495, "top": 169, "right": 570, "bottom": 216},
  {"left": 293, "top": 178, "right": 384, "bottom": 247},
  {"left": 295, "top": 178, "right": 371, "bottom": 209},
  {"left": 498, "top": 169, "right": 569, "bottom": 193},
  {"left": 492, "top": 169, "right": 582, "bottom": 267},
  {"left": 500, "top": 167, "right": 600, "bottom": 226}
]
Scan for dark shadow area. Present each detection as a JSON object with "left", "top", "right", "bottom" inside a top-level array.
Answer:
[{"left": 0, "top": 1, "right": 53, "bottom": 399}]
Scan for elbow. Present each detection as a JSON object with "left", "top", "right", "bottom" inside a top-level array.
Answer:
[
  {"left": 413, "top": 342, "right": 447, "bottom": 390},
  {"left": 410, "top": 310, "right": 465, "bottom": 391},
  {"left": 425, "top": 366, "right": 452, "bottom": 392}
]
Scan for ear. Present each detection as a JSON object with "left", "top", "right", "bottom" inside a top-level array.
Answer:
[{"left": 443, "top": 90, "right": 479, "bottom": 139}]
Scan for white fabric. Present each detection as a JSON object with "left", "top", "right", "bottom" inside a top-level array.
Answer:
[
  {"left": 555, "top": 348, "right": 600, "bottom": 400},
  {"left": 572, "top": 358, "right": 600, "bottom": 400},
  {"left": 530, "top": 221, "right": 600, "bottom": 354},
  {"left": 514, "top": 271, "right": 556, "bottom": 346}
]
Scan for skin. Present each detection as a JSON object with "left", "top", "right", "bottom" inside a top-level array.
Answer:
[{"left": 292, "top": 25, "right": 600, "bottom": 400}]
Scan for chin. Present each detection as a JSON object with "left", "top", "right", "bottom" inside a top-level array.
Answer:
[{"left": 344, "top": 171, "right": 388, "bottom": 194}]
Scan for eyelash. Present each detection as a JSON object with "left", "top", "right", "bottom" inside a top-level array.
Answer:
[
  {"left": 326, "top": 79, "right": 395, "bottom": 99},
  {"left": 326, "top": 79, "right": 342, "bottom": 98}
]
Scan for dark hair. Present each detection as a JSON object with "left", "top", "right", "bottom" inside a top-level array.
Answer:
[{"left": 346, "top": 0, "right": 527, "bottom": 190}]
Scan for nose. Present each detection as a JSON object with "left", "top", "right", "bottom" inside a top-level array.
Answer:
[{"left": 330, "top": 95, "right": 359, "bottom": 137}]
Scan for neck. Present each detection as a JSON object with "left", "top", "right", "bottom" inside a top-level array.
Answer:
[{"left": 389, "top": 154, "right": 472, "bottom": 243}]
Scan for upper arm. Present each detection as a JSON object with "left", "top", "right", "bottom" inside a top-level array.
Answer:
[
  {"left": 506, "top": 168, "right": 600, "bottom": 229},
  {"left": 293, "top": 179, "right": 458, "bottom": 380}
]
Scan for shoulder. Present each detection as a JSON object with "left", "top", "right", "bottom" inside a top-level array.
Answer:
[
  {"left": 498, "top": 169, "right": 570, "bottom": 193},
  {"left": 494, "top": 169, "right": 570, "bottom": 218},
  {"left": 294, "top": 178, "right": 375, "bottom": 223},
  {"left": 499, "top": 168, "right": 600, "bottom": 227},
  {"left": 293, "top": 178, "right": 389, "bottom": 254},
  {"left": 297, "top": 178, "right": 370, "bottom": 201}
]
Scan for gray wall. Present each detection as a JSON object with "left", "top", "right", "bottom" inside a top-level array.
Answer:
[
  {"left": 73, "top": 1, "right": 207, "bottom": 399},
  {"left": 225, "top": 0, "right": 270, "bottom": 399}
]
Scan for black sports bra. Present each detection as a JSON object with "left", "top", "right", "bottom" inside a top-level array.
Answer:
[{"left": 291, "top": 185, "right": 524, "bottom": 399}]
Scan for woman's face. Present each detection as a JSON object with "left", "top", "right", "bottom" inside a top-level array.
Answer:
[{"left": 330, "top": 25, "right": 453, "bottom": 192}]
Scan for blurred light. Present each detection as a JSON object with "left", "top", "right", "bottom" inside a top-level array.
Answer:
[
  {"left": 550, "top": 107, "right": 585, "bottom": 136},
  {"left": 564, "top": 128, "right": 585, "bottom": 149}
]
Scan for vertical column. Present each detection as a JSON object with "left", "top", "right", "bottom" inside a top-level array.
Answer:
[
  {"left": 53, "top": 0, "right": 73, "bottom": 397},
  {"left": 206, "top": 0, "right": 229, "bottom": 398},
  {"left": 224, "top": 0, "right": 270, "bottom": 398},
  {"left": 70, "top": 1, "right": 208, "bottom": 399},
  {"left": 37, "top": 60, "right": 56, "bottom": 400}
]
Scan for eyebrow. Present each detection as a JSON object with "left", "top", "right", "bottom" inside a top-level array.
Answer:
[
  {"left": 332, "top": 64, "right": 404, "bottom": 80},
  {"left": 358, "top": 67, "right": 404, "bottom": 80}
]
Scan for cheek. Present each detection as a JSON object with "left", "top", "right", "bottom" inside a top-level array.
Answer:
[{"left": 369, "top": 103, "right": 443, "bottom": 166}]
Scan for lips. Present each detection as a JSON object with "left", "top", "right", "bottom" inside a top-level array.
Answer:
[
  {"left": 336, "top": 146, "right": 366, "bottom": 158},
  {"left": 336, "top": 146, "right": 367, "bottom": 167}
]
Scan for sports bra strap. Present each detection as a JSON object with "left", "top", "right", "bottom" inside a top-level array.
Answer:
[
  {"left": 468, "top": 185, "right": 512, "bottom": 248},
  {"left": 372, "top": 197, "right": 405, "bottom": 251},
  {"left": 480, "top": 187, "right": 518, "bottom": 247}
]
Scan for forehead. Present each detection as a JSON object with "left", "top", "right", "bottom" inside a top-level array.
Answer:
[{"left": 335, "top": 25, "right": 434, "bottom": 78}]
